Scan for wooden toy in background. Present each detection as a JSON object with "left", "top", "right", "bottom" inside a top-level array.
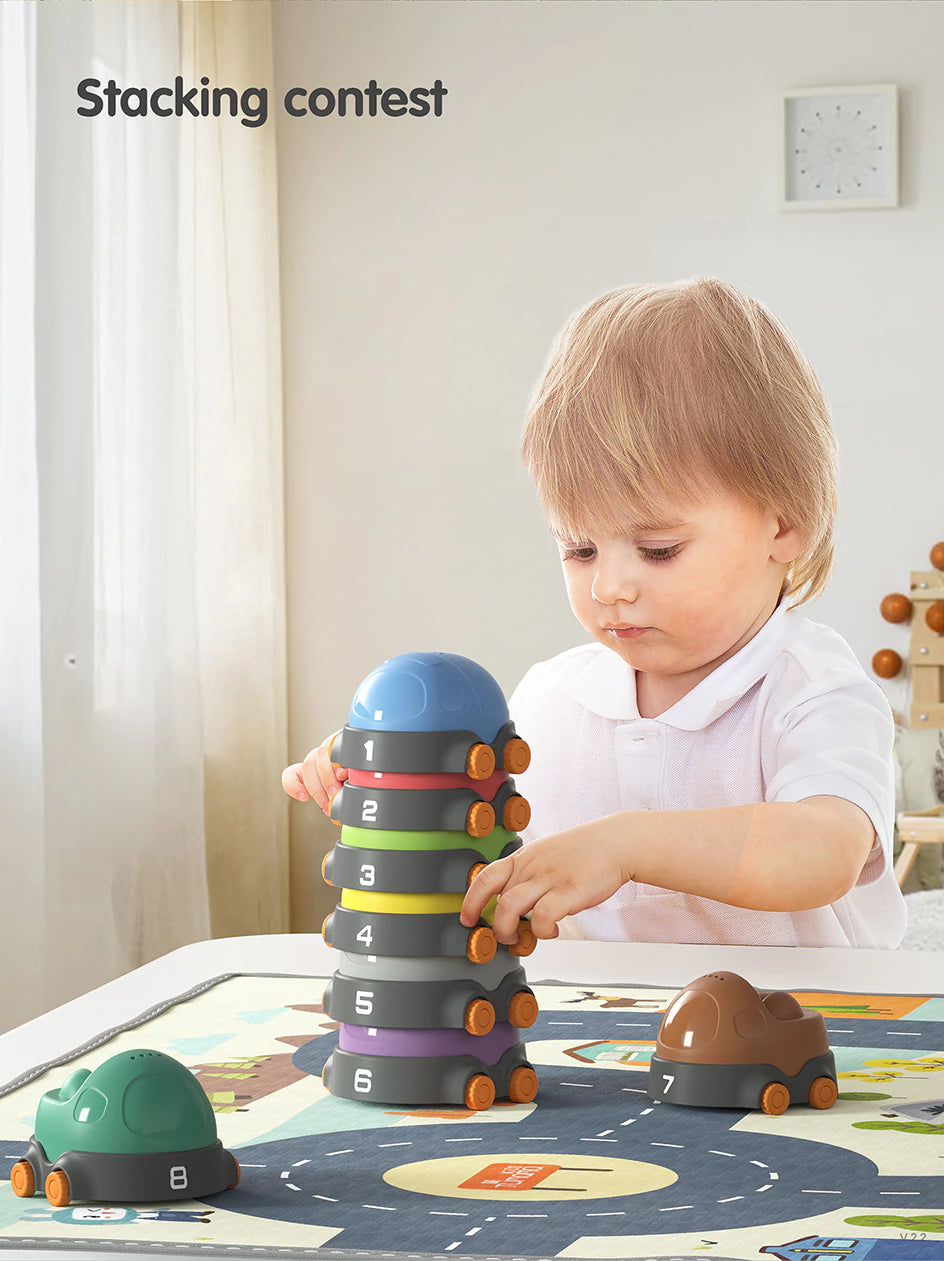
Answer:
[
  {"left": 874, "top": 540, "right": 944, "bottom": 727},
  {"left": 320, "top": 652, "right": 539, "bottom": 1112},
  {"left": 874, "top": 541, "right": 944, "bottom": 886}
]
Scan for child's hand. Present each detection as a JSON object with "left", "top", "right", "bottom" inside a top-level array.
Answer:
[
  {"left": 459, "top": 822, "right": 628, "bottom": 943},
  {"left": 281, "top": 731, "right": 348, "bottom": 815}
]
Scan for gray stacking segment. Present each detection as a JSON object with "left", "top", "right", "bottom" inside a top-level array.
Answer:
[
  {"left": 323, "top": 837, "right": 522, "bottom": 894},
  {"left": 324, "top": 964, "right": 538, "bottom": 1034},
  {"left": 322, "top": 1042, "right": 535, "bottom": 1110},
  {"left": 330, "top": 720, "right": 528, "bottom": 777},
  {"left": 329, "top": 779, "right": 530, "bottom": 837},
  {"left": 322, "top": 904, "right": 499, "bottom": 963}
]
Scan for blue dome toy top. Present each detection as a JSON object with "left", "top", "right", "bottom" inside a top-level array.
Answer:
[{"left": 349, "top": 652, "right": 509, "bottom": 740}]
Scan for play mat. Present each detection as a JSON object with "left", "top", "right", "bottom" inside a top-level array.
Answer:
[{"left": 1, "top": 971, "right": 943, "bottom": 1259}]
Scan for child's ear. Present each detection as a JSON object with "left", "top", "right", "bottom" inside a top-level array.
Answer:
[{"left": 771, "top": 515, "right": 804, "bottom": 564}]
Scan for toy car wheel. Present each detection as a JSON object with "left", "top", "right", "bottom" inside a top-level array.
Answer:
[
  {"left": 321, "top": 914, "right": 332, "bottom": 946},
  {"left": 502, "top": 795, "right": 531, "bottom": 832},
  {"left": 466, "top": 743, "right": 496, "bottom": 780},
  {"left": 502, "top": 738, "right": 531, "bottom": 774},
  {"left": 45, "top": 1169, "right": 71, "bottom": 1208},
  {"left": 10, "top": 1160, "right": 35, "bottom": 1198},
  {"left": 759, "top": 1082, "right": 790, "bottom": 1115},
  {"left": 507, "top": 1065, "right": 539, "bottom": 1104},
  {"left": 508, "top": 990, "right": 539, "bottom": 1028},
  {"left": 466, "top": 801, "right": 495, "bottom": 838},
  {"left": 808, "top": 1076, "right": 838, "bottom": 1109},
  {"left": 464, "top": 1073, "right": 496, "bottom": 1111},
  {"left": 227, "top": 1159, "right": 241, "bottom": 1190},
  {"left": 466, "top": 926, "right": 497, "bottom": 964},
  {"left": 464, "top": 998, "right": 496, "bottom": 1036},
  {"left": 509, "top": 919, "right": 536, "bottom": 957},
  {"left": 466, "top": 861, "right": 487, "bottom": 889},
  {"left": 321, "top": 852, "right": 333, "bottom": 885}
]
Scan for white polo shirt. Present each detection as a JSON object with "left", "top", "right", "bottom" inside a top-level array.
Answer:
[{"left": 508, "top": 597, "right": 907, "bottom": 948}]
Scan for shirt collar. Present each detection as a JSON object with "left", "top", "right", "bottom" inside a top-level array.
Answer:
[{"left": 565, "top": 594, "right": 804, "bottom": 730}]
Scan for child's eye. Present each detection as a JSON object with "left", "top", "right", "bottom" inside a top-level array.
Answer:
[
  {"left": 560, "top": 544, "right": 596, "bottom": 563},
  {"left": 639, "top": 544, "right": 682, "bottom": 563}
]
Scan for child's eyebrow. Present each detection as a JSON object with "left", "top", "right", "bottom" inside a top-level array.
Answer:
[
  {"left": 551, "top": 520, "right": 689, "bottom": 541},
  {"left": 629, "top": 518, "right": 690, "bottom": 534}
]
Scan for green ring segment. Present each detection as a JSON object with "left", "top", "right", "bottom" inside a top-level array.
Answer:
[{"left": 340, "top": 824, "right": 518, "bottom": 860}]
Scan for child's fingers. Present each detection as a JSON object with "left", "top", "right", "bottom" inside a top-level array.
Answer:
[
  {"left": 459, "top": 857, "right": 515, "bottom": 926},
  {"left": 491, "top": 880, "right": 547, "bottom": 942},
  {"left": 301, "top": 745, "right": 347, "bottom": 815},
  {"left": 529, "top": 891, "right": 569, "bottom": 940},
  {"left": 281, "top": 764, "right": 311, "bottom": 802}
]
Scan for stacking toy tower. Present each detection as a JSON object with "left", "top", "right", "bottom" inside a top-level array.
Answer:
[{"left": 320, "top": 652, "right": 540, "bottom": 1111}]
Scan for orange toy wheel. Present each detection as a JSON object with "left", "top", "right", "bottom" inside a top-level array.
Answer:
[
  {"left": 507, "top": 1065, "right": 539, "bottom": 1104},
  {"left": 464, "top": 998, "right": 496, "bottom": 1035},
  {"left": 502, "top": 737, "right": 531, "bottom": 774},
  {"left": 466, "top": 861, "right": 487, "bottom": 889},
  {"left": 10, "top": 1160, "right": 34, "bottom": 1198},
  {"left": 321, "top": 913, "right": 332, "bottom": 946},
  {"left": 464, "top": 1073, "right": 496, "bottom": 1111},
  {"left": 507, "top": 990, "right": 539, "bottom": 1028},
  {"left": 321, "top": 852, "right": 333, "bottom": 885},
  {"left": 502, "top": 795, "right": 531, "bottom": 832},
  {"left": 759, "top": 1082, "right": 790, "bottom": 1116},
  {"left": 466, "top": 743, "right": 496, "bottom": 780},
  {"left": 808, "top": 1076, "right": 838, "bottom": 1109},
  {"left": 227, "top": 1158, "right": 241, "bottom": 1190},
  {"left": 466, "top": 801, "right": 495, "bottom": 838},
  {"left": 509, "top": 919, "right": 536, "bottom": 957},
  {"left": 466, "top": 926, "right": 496, "bottom": 964},
  {"left": 45, "top": 1169, "right": 71, "bottom": 1208}
]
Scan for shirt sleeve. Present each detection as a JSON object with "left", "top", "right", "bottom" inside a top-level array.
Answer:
[{"left": 761, "top": 661, "right": 896, "bottom": 887}]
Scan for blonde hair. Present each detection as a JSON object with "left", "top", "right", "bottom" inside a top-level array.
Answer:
[{"left": 521, "top": 276, "right": 838, "bottom": 608}]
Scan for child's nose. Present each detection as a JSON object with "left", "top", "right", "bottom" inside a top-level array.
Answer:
[{"left": 591, "top": 561, "right": 638, "bottom": 606}]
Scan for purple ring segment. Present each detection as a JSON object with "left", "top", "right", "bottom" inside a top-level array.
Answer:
[{"left": 339, "top": 1022, "right": 522, "bottom": 1065}]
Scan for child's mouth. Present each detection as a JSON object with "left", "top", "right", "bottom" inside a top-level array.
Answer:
[{"left": 607, "top": 626, "right": 650, "bottom": 639}]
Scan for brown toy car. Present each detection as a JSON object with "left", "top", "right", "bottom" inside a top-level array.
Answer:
[{"left": 647, "top": 971, "right": 838, "bottom": 1115}]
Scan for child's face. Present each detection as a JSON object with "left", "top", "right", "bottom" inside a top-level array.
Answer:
[{"left": 554, "top": 488, "right": 800, "bottom": 686}]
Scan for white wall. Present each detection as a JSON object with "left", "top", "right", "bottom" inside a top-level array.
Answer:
[{"left": 273, "top": 0, "right": 944, "bottom": 929}]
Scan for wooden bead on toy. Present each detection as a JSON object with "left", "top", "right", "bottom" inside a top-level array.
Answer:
[
  {"left": 930, "top": 541, "right": 944, "bottom": 571},
  {"left": 880, "top": 592, "right": 912, "bottom": 623},
  {"left": 872, "top": 649, "right": 903, "bottom": 679},
  {"left": 926, "top": 601, "right": 944, "bottom": 634}
]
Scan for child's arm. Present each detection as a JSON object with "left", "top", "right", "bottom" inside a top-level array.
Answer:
[{"left": 459, "top": 795, "right": 875, "bottom": 942}]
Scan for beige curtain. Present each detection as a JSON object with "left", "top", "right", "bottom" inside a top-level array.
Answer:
[
  {"left": 179, "top": 4, "right": 290, "bottom": 938},
  {"left": 0, "top": 0, "right": 288, "bottom": 1034}
]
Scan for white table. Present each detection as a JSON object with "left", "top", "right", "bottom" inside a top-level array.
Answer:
[{"left": 1, "top": 935, "right": 941, "bottom": 1261}]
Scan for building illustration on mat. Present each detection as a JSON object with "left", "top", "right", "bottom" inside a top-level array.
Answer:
[{"left": 320, "top": 652, "right": 540, "bottom": 1110}]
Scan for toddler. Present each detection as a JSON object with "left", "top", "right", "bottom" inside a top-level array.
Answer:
[{"left": 285, "top": 277, "right": 907, "bottom": 951}]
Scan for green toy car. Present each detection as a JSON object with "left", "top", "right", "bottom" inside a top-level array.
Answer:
[{"left": 10, "top": 1048, "right": 239, "bottom": 1207}]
